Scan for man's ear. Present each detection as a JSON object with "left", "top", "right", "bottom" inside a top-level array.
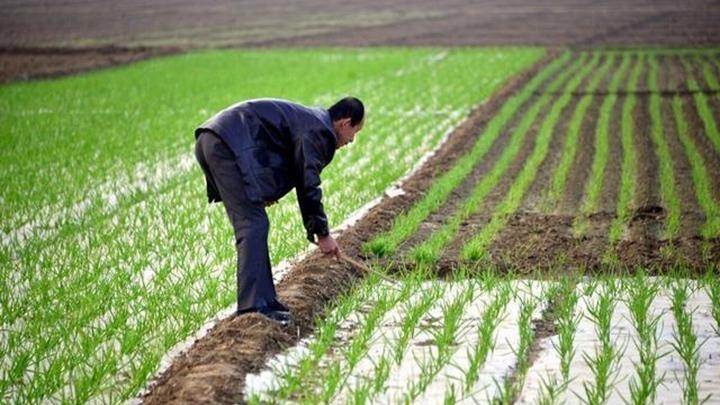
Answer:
[{"left": 340, "top": 117, "right": 352, "bottom": 128}]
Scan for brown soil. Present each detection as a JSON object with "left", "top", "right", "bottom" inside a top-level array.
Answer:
[
  {"left": 3, "top": 0, "right": 720, "bottom": 83},
  {"left": 433, "top": 60, "right": 591, "bottom": 262},
  {"left": 139, "top": 51, "right": 557, "bottom": 405},
  {"left": 139, "top": 49, "right": 720, "bottom": 404},
  {"left": 679, "top": 89, "right": 720, "bottom": 203},
  {"left": 434, "top": 90, "right": 574, "bottom": 266},
  {"left": 520, "top": 56, "right": 596, "bottom": 213},
  {"left": 557, "top": 66, "right": 612, "bottom": 215},
  {"left": 389, "top": 51, "right": 720, "bottom": 275},
  {"left": 0, "top": 46, "right": 179, "bottom": 83}
]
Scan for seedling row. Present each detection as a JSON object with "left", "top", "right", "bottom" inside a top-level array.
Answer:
[{"left": 246, "top": 272, "right": 720, "bottom": 404}]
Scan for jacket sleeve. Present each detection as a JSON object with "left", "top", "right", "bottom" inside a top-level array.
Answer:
[{"left": 294, "top": 130, "right": 331, "bottom": 242}]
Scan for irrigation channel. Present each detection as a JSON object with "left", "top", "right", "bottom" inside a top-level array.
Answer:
[{"left": 139, "top": 49, "right": 720, "bottom": 404}]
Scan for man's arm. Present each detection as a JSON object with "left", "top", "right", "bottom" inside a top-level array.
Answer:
[{"left": 293, "top": 130, "right": 334, "bottom": 245}]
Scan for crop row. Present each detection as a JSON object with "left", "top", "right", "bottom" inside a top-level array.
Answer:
[
  {"left": 247, "top": 270, "right": 720, "bottom": 403},
  {"left": 366, "top": 50, "right": 720, "bottom": 265}
]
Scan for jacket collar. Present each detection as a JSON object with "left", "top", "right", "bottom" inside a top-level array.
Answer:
[{"left": 321, "top": 109, "right": 339, "bottom": 149}]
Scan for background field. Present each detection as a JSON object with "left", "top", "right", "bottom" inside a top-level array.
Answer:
[{"left": 2, "top": 0, "right": 720, "bottom": 82}]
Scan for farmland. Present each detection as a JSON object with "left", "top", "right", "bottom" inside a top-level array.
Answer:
[
  {"left": 0, "top": 47, "right": 544, "bottom": 404},
  {"left": 365, "top": 49, "right": 720, "bottom": 272},
  {"left": 141, "top": 48, "right": 720, "bottom": 404},
  {"left": 2, "top": 2, "right": 720, "bottom": 401},
  {"left": 245, "top": 273, "right": 720, "bottom": 404}
]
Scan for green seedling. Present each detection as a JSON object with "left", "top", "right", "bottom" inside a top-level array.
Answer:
[
  {"left": 609, "top": 54, "right": 644, "bottom": 242},
  {"left": 2, "top": 47, "right": 547, "bottom": 403},
  {"left": 464, "top": 52, "right": 601, "bottom": 258},
  {"left": 553, "top": 278, "right": 581, "bottom": 383},
  {"left": 624, "top": 271, "right": 666, "bottom": 405},
  {"left": 577, "top": 280, "right": 625, "bottom": 405},
  {"left": 669, "top": 279, "right": 711, "bottom": 405},
  {"left": 673, "top": 62, "right": 720, "bottom": 238},
  {"left": 574, "top": 53, "right": 629, "bottom": 235},
  {"left": 647, "top": 55, "right": 682, "bottom": 238},
  {"left": 364, "top": 50, "right": 562, "bottom": 257},
  {"left": 409, "top": 53, "right": 588, "bottom": 263},
  {"left": 545, "top": 52, "right": 612, "bottom": 210},
  {"left": 681, "top": 59, "right": 720, "bottom": 154},
  {"left": 495, "top": 291, "right": 538, "bottom": 404},
  {"left": 404, "top": 278, "right": 476, "bottom": 403},
  {"left": 705, "top": 271, "right": 720, "bottom": 334},
  {"left": 462, "top": 280, "right": 512, "bottom": 393}
]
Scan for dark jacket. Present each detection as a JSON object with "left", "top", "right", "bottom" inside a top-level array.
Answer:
[{"left": 195, "top": 98, "right": 337, "bottom": 240}]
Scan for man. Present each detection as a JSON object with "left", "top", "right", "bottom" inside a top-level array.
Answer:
[{"left": 194, "top": 97, "right": 365, "bottom": 326}]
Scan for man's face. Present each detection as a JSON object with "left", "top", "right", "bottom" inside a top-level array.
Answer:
[{"left": 334, "top": 117, "right": 364, "bottom": 149}]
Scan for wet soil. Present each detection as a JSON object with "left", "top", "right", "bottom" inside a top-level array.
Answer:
[
  {"left": 427, "top": 62, "right": 587, "bottom": 268},
  {"left": 139, "top": 52, "right": 556, "bottom": 405},
  {"left": 519, "top": 56, "right": 593, "bottom": 213},
  {"left": 386, "top": 52, "right": 720, "bottom": 276}
]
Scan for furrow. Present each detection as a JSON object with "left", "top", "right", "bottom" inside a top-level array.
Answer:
[
  {"left": 608, "top": 55, "right": 644, "bottom": 243},
  {"left": 647, "top": 55, "right": 682, "bottom": 239},
  {"left": 521, "top": 52, "right": 604, "bottom": 213},
  {"left": 406, "top": 54, "right": 589, "bottom": 265},
  {"left": 543, "top": 53, "right": 614, "bottom": 212},
  {"left": 671, "top": 91, "right": 720, "bottom": 238},
  {"left": 573, "top": 54, "right": 631, "bottom": 235},
  {"left": 461, "top": 54, "right": 602, "bottom": 261}
]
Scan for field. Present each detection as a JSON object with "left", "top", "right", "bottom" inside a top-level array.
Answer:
[
  {"left": 0, "top": 47, "right": 544, "bottom": 404},
  {"left": 245, "top": 273, "right": 720, "bottom": 404},
  {"left": 2, "top": 0, "right": 720, "bottom": 82},
  {"left": 2, "top": 2, "right": 720, "bottom": 403},
  {"left": 137, "top": 49, "right": 720, "bottom": 403}
]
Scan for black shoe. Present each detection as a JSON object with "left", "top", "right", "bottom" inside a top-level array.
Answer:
[
  {"left": 258, "top": 307, "right": 291, "bottom": 326},
  {"left": 268, "top": 299, "right": 290, "bottom": 312}
]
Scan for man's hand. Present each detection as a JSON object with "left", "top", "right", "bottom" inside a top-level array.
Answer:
[{"left": 317, "top": 234, "right": 340, "bottom": 258}]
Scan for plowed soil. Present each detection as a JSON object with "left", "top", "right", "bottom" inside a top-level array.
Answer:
[{"left": 3, "top": 0, "right": 720, "bottom": 82}]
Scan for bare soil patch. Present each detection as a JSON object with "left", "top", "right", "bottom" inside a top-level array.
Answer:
[
  {"left": 3, "top": 0, "right": 720, "bottom": 82},
  {"left": 0, "top": 46, "right": 179, "bottom": 83}
]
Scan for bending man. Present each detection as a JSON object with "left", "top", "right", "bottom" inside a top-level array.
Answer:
[{"left": 194, "top": 97, "right": 365, "bottom": 326}]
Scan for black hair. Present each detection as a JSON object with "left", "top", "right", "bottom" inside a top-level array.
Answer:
[{"left": 328, "top": 97, "right": 364, "bottom": 127}]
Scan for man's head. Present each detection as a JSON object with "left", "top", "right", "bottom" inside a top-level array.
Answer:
[{"left": 329, "top": 97, "right": 364, "bottom": 149}]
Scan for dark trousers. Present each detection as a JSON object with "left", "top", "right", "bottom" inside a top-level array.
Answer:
[{"left": 194, "top": 131, "right": 286, "bottom": 313}]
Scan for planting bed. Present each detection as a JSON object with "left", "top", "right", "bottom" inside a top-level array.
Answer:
[
  {"left": 245, "top": 275, "right": 720, "bottom": 404},
  {"left": 141, "top": 49, "right": 720, "bottom": 404}
]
